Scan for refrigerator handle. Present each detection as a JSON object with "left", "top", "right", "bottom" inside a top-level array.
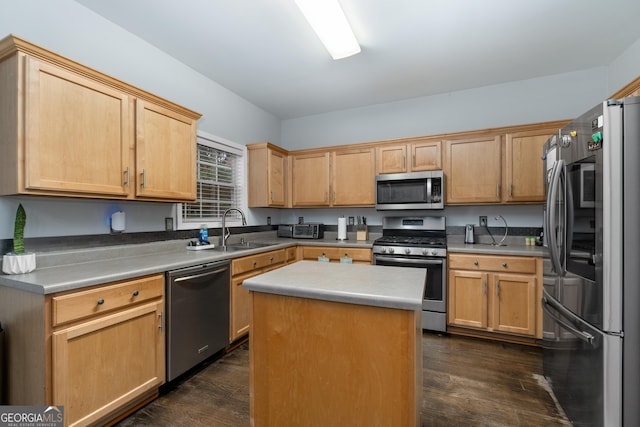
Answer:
[
  {"left": 542, "top": 291, "right": 596, "bottom": 345},
  {"left": 546, "top": 159, "right": 565, "bottom": 275}
]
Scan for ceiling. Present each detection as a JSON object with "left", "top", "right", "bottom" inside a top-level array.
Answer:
[{"left": 74, "top": 0, "right": 640, "bottom": 119}]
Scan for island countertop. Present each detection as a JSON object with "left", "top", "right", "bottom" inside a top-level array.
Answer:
[{"left": 242, "top": 260, "right": 426, "bottom": 311}]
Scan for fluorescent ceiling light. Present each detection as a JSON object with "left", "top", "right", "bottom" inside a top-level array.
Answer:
[{"left": 295, "top": 0, "right": 361, "bottom": 60}]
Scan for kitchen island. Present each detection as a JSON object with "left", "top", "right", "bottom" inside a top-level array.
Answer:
[{"left": 243, "top": 261, "right": 425, "bottom": 427}]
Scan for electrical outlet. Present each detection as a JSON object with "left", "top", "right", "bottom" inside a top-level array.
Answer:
[
  {"left": 165, "top": 217, "right": 173, "bottom": 231},
  {"left": 479, "top": 216, "right": 487, "bottom": 227}
]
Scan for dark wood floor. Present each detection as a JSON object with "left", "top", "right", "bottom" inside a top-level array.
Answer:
[{"left": 116, "top": 332, "right": 571, "bottom": 426}]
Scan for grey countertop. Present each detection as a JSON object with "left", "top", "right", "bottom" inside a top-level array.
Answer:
[
  {"left": 0, "top": 231, "right": 545, "bottom": 295},
  {"left": 243, "top": 260, "right": 426, "bottom": 310},
  {"left": 0, "top": 234, "right": 376, "bottom": 295}
]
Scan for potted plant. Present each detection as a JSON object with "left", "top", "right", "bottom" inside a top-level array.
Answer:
[{"left": 2, "top": 204, "right": 36, "bottom": 274}]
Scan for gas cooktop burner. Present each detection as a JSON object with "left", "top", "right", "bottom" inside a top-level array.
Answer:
[{"left": 374, "top": 235, "right": 446, "bottom": 248}]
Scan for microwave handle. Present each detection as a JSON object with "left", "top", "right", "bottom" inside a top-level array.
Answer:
[{"left": 426, "top": 178, "right": 432, "bottom": 203}]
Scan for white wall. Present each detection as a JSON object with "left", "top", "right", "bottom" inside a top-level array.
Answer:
[
  {"left": 280, "top": 68, "right": 608, "bottom": 151},
  {"left": 0, "top": 0, "right": 281, "bottom": 238}
]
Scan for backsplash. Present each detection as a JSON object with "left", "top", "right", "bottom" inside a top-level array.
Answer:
[{"left": 0, "top": 224, "right": 541, "bottom": 254}]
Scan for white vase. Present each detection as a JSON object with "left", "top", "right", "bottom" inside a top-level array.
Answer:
[{"left": 2, "top": 252, "right": 36, "bottom": 274}]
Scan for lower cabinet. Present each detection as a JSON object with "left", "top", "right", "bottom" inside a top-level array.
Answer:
[
  {"left": 230, "top": 249, "right": 287, "bottom": 342},
  {"left": 51, "top": 274, "right": 165, "bottom": 427},
  {"left": 298, "top": 246, "right": 372, "bottom": 264},
  {"left": 0, "top": 273, "right": 165, "bottom": 427},
  {"left": 447, "top": 253, "right": 541, "bottom": 339}
]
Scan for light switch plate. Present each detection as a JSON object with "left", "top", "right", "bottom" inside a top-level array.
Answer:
[
  {"left": 479, "top": 216, "right": 487, "bottom": 227},
  {"left": 165, "top": 217, "right": 174, "bottom": 231}
]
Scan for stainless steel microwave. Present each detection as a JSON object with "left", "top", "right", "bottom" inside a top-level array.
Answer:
[{"left": 375, "top": 171, "right": 444, "bottom": 210}]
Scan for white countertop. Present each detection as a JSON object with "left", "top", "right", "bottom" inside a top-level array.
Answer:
[{"left": 243, "top": 260, "right": 426, "bottom": 310}]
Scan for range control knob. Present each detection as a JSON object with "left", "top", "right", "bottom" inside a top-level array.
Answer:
[
  {"left": 388, "top": 247, "right": 395, "bottom": 254},
  {"left": 422, "top": 248, "right": 429, "bottom": 256},
  {"left": 405, "top": 248, "right": 411, "bottom": 255},
  {"left": 380, "top": 247, "right": 387, "bottom": 254}
]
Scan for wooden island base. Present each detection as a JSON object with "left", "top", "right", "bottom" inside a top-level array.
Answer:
[{"left": 249, "top": 292, "right": 422, "bottom": 427}]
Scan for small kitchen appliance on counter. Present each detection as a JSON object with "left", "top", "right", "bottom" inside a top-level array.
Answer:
[
  {"left": 464, "top": 224, "right": 475, "bottom": 244},
  {"left": 278, "top": 223, "right": 324, "bottom": 239}
]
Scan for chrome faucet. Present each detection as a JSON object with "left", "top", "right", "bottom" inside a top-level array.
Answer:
[{"left": 222, "top": 208, "right": 247, "bottom": 249}]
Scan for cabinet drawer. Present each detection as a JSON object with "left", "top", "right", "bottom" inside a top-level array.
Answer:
[
  {"left": 301, "top": 246, "right": 372, "bottom": 262},
  {"left": 52, "top": 274, "right": 164, "bottom": 327},
  {"left": 232, "top": 249, "right": 286, "bottom": 276},
  {"left": 448, "top": 253, "right": 536, "bottom": 274}
]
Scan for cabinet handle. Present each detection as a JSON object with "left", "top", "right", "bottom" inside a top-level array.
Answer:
[
  {"left": 509, "top": 184, "right": 513, "bottom": 198},
  {"left": 412, "top": 154, "right": 416, "bottom": 168},
  {"left": 141, "top": 169, "right": 146, "bottom": 188},
  {"left": 483, "top": 279, "right": 487, "bottom": 295},
  {"left": 97, "top": 298, "right": 104, "bottom": 305},
  {"left": 402, "top": 156, "right": 406, "bottom": 170},
  {"left": 270, "top": 256, "right": 274, "bottom": 263},
  {"left": 123, "top": 167, "right": 130, "bottom": 187},
  {"left": 496, "top": 183, "right": 501, "bottom": 198},
  {"left": 473, "top": 260, "right": 479, "bottom": 266},
  {"left": 270, "top": 191, "right": 274, "bottom": 201},
  {"left": 496, "top": 280, "right": 500, "bottom": 297},
  {"left": 158, "top": 312, "right": 164, "bottom": 332},
  {"left": 132, "top": 290, "right": 139, "bottom": 297},
  {"left": 253, "top": 261, "right": 257, "bottom": 268},
  {"left": 502, "top": 262, "right": 508, "bottom": 268}
]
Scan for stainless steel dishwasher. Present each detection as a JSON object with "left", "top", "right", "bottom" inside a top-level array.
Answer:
[{"left": 166, "top": 260, "right": 230, "bottom": 382}]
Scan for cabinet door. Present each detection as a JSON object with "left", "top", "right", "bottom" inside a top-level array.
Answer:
[
  {"left": 231, "top": 273, "right": 252, "bottom": 342},
  {"left": 376, "top": 144, "right": 407, "bottom": 174},
  {"left": 410, "top": 140, "right": 441, "bottom": 171},
  {"left": 292, "top": 152, "right": 330, "bottom": 206},
  {"left": 52, "top": 300, "right": 164, "bottom": 427},
  {"left": 504, "top": 130, "right": 551, "bottom": 202},
  {"left": 332, "top": 148, "right": 375, "bottom": 206},
  {"left": 268, "top": 148, "right": 286, "bottom": 206},
  {"left": 491, "top": 273, "right": 537, "bottom": 336},
  {"left": 135, "top": 100, "right": 196, "bottom": 201},
  {"left": 24, "top": 57, "right": 131, "bottom": 197},
  {"left": 448, "top": 270, "right": 488, "bottom": 329},
  {"left": 444, "top": 136, "right": 502, "bottom": 204}
]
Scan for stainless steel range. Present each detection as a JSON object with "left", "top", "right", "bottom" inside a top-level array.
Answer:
[{"left": 373, "top": 216, "right": 447, "bottom": 332}]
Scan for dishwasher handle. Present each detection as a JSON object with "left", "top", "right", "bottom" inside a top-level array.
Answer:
[
  {"left": 167, "top": 260, "right": 230, "bottom": 281},
  {"left": 172, "top": 266, "right": 229, "bottom": 283}
]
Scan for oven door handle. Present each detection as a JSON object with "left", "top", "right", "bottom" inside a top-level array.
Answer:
[{"left": 374, "top": 255, "right": 443, "bottom": 266}]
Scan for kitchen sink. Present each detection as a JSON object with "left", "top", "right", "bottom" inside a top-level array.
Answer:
[{"left": 217, "top": 242, "right": 276, "bottom": 252}]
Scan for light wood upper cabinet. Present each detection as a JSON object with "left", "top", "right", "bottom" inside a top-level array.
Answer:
[
  {"left": 411, "top": 140, "right": 442, "bottom": 171},
  {"left": 376, "top": 139, "right": 441, "bottom": 174},
  {"left": 291, "top": 151, "right": 331, "bottom": 206},
  {"left": 247, "top": 142, "right": 287, "bottom": 207},
  {"left": 0, "top": 35, "right": 200, "bottom": 202},
  {"left": 332, "top": 148, "right": 375, "bottom": 206},
  {"left": 376, "top": 144, "right": 407, "bottom": 174},
  {"left": 292, "top": 147, "right": 375, "bottom": 207},
  {"left": 444, "top": 136, "right": 502, "bottom": 204},
  {"left": 503, "top": 129, "right": 553, "bottom": 203},
  {"left": 20, "top": 56, "right": 131, "bottom": 197},
  {"left": 135, "top": 100, "right": 196, "bottom": 200}
]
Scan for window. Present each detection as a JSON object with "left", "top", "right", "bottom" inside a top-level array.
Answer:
[{"left": 175, "top": 131, "right": 246, "bottom": 230}]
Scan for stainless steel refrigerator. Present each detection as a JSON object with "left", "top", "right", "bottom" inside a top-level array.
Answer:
[{"left": 541, "top": 97, "right": 640, "bottom": 426}]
